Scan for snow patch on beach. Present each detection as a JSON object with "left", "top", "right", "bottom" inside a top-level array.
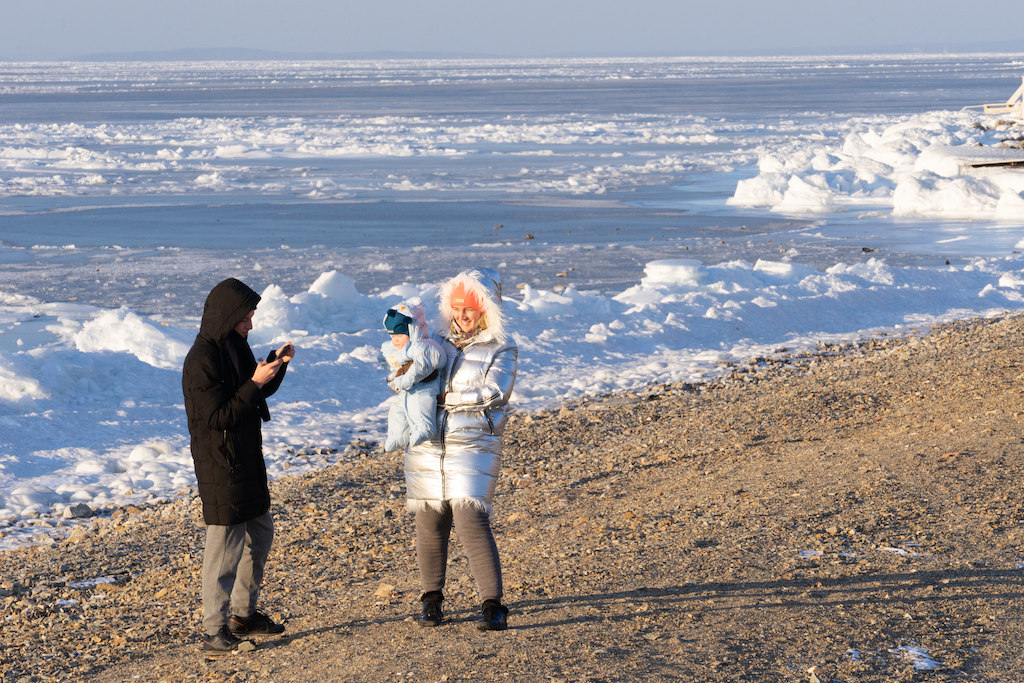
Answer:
[{"left": 895, "top": 645, "right": 943, "bottom": 670}]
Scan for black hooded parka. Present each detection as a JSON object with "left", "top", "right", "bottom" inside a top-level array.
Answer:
[{"left": 182, "top": 279, "right": 287, "bottom": 526}]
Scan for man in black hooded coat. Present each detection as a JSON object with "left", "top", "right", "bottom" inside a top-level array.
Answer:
[{"left": 183, "top": 278, "right": 295, "bottom": 654}]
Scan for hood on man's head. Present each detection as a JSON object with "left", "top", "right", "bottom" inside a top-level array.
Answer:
[
  {"left": 438, "top": 267, "right": 506, "bottom": 344},
  {"left": 200, "top": 278, "right": 261, "bottom": 342}
]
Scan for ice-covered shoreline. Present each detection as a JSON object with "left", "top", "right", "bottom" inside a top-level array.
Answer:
[{"left": 3, "top": 250, "right": 1024, "bottom": 548}]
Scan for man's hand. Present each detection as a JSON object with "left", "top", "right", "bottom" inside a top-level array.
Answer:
[
  {"left": 276, "top": 342, "right": 295, "bottom": 363},
  {"left": 253, "top": 342, "right": 294, "bottom": 387},
  {"left": 252, "top": 358, "right": 283, "bottom": 387}
]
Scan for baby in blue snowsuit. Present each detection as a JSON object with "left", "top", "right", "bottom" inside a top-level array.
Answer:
[{"left": 378, "top": 300, "right": 446, "bottom": 453}]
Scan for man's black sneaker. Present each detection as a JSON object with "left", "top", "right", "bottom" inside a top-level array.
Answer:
[
  {"left": 202, "top": 625, "right": 255, "bottom": 655},
  {"left": 476, "top": 600, "right": 509, "bottom": 631},
  {"left": 229, "top": 610, "right": 285, "bottom": 635}
]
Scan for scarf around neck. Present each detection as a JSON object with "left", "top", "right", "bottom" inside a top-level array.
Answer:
[{"left": 449, "top": 319, "right": 481, "bottom": 348}]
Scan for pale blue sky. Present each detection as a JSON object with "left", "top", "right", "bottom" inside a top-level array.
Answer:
[{"left": 4, "top": 0, "right": 1024, "bottom": 60}]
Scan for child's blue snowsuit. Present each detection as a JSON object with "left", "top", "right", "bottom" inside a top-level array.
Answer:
[{"left": 378, "top": 300, "right": 446, "bottom": 452}]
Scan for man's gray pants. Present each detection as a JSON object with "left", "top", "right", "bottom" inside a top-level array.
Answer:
[{"left": 201, "top": 511, "right": 274, "bottom": 636}]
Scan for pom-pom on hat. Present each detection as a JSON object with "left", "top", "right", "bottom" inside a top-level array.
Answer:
[
  {"left": 384, "top": 308, "right": 413, "bottom": 336},
  {"left": 450, "top": 281, "right": 484, "bottom": 311}
]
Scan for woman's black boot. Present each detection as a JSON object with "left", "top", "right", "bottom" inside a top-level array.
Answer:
[
  {"left": 476, "top": 599, "right": 509, "bottom": 631},
  {"left": 415, "top": 591, "right": 443, "bottom": 627}
]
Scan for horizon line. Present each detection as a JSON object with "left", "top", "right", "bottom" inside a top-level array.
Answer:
[{"left": 3, "top": 40, "right": 1024, "bottom": 63}]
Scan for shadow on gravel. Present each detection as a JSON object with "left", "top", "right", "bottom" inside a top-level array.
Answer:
[
  {"left": 247, "top": 567, "right": 1024, "bottom": 642},
  {"left": 506, "top": 567, "right": 1024, "bottom": 629},
  {"left": 255, "top": 608, "right": 516, "bottom": 647}
]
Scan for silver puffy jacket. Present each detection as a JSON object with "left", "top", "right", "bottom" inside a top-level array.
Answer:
[{"left": 404, "top": 268, "right": 518, "bottom": 513}]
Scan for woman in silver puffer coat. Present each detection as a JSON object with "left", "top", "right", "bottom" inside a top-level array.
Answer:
[{"left": 403, "top": 266, "right": 517, "bottom": 631}]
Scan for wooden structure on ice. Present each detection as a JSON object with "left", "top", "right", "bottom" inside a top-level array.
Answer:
[{"left": 977, "top": 76, "right": 1024, "bottom": 118}]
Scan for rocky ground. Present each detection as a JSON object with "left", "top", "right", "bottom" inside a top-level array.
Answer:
[{"left": 3, "top": 314, "right": 1024, "bottom": 682}]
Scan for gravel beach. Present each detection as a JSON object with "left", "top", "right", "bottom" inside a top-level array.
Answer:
[{"left": 3, "top": 313, "right": 1024, "bottom": 682}]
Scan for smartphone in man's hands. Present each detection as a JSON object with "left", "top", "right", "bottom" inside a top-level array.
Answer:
[{"left": 265, "top": 343, "right": 293, "bottom": 364}]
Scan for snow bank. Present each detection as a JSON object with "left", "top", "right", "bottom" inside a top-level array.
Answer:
[
  {"left": 255, "top": 270, "right": 380, "bottom": 338},
  {"left": 72, "top": 307, "right": 191, "bottom": 369},
  {"left": 729, "top": 110, "right": 1024, "bottom": 220}
]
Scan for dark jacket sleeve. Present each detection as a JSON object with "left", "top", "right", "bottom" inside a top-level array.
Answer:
[
  {"left": 260, "top": 361, "right": 288, "bottom": 401},
  {"left": 186, "top": 349, "right": 264, "bottom": 431}
]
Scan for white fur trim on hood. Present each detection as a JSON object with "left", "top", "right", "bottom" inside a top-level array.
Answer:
[{"left": 438, "top": 267, "right": 507, "bottom": 345}]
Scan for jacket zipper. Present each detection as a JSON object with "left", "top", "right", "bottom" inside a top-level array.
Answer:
[
  {"left": 223, "top": 430, "right": 236, "bottom": 471},
  {"left": 439, "top": 345, "right": 462, "bottom": 498},
  {"left": 438, "top": 410, "right": 448, "bottom": 497}
]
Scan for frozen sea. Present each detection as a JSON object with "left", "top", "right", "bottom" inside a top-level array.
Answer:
[{"left": 3, "top": 53, "right": 1024, "bottom": 547}]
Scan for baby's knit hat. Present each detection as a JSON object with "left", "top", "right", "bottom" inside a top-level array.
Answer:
[{"left": 384, "top": 308, "right": 413, "bottom": 336}]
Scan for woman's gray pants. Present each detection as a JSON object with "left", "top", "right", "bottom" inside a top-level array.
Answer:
[
  {"left": 415, "top": 504, "right": 503, "bottom": 603},
  {"left": 201, "top": 511, "right": 274, "bottom": 635}
]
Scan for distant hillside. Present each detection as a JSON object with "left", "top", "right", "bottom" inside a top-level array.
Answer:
[{"left": 73, "top": 40, "right": 1024, "bottom": 63}]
